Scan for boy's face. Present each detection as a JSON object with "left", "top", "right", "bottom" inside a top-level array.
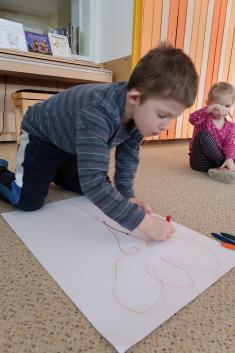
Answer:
[{"left": 127, "top": 91, "right": 185, "bottom": 136}]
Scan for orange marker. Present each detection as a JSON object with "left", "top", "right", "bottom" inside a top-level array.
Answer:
[
  {"left": 221, "top": 242, "right": 235, "bottom": 251},
  {"left": 166, "top": 215, "right": 171, "bottom": 223}
]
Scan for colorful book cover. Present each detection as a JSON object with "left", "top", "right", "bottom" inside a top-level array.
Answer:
[
  {"left": 48, "top": 33, "right": 71, "bottom": 58},
  {"left": 24, "top": 31, "right": 52, "bottom": 55}
]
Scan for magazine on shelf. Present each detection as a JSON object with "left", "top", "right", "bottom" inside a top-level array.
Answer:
[
  {"left": 0, "top": 18, "right": 27, "bottom": 51},
  {"left": 48, "top": 33, "right": 72, "bottom": 58},
  {"left": 25, "top": 31, "right": 52, "bottom": 55}
]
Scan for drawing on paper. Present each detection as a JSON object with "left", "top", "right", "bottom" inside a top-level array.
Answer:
[{"left": 69, "top": 200, "right": 221, "bottom": 314}]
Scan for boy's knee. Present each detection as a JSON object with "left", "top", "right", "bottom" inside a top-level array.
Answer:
[{"left": 16, "top": 199, "right": 44, "bottom": 211}]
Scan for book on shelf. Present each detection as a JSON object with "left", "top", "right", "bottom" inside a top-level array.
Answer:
[
  {"left": 48, "top": 33, "right": 72, "bottom": 58},
  {"left": 24, "top": 31, "right": 52, "bottom": 55},
  {"left": 50, "top": 25, "right": 79, "bottom": 56},
  {"left": 0, "top": 18, "right": 27, "bottom": 51}
]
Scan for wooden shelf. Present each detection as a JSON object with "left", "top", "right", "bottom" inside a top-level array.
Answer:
[
  {"left": 0, "top": 48, "right": 112, "bottom": 84},
  {"left": 0, "top": 48, "right": 102, "bottom": 68},
  {"left": 0, "top": 49, "right": 113, "bottom": 142}
]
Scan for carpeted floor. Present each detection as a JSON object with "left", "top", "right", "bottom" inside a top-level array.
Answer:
[{"left": 0, "top": 141, "right": 234, "bottom": 353}]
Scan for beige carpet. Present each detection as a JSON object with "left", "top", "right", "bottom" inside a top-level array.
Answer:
[{"left": 0, "top": 141, "right": 234, "bottom": 353}]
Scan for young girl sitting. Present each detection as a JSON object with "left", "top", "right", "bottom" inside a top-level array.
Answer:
[{"left": 189, "top": 82, "right": 235, "bottom": 184}]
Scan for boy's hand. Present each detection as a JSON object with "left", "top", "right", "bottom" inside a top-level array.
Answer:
[
  {"left": 129, "top": 197, "right": 153, "bottom": 214},
  {"left": 137, "top": 213, "right": 176, "bottom": 241},
  {"left": 207, "top": 104, "right": 232, "bottom": 119},
  {"left": 221, "top": 158, "right": 235, "bottom": 171}
]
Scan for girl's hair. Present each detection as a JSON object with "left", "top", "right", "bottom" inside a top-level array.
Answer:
[
  {"left": 127, "top": 42, "right": 198, "bottom": 108},
  {"left": 207, "top": 82, "right": 235, "bottom": 104}
]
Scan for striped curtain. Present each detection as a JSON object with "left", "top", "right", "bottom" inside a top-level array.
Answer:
[{"left": 132, "top": 0, "right": 235, "bottom": 141}]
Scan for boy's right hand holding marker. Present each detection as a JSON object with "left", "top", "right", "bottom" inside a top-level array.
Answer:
[{"left": 138, "top": 213, "right": 175, "bottom": 241}]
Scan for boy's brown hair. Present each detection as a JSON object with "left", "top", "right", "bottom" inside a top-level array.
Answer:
[
  {"left": 207, "top": 82, "right": 235, "bottom": 104},
  {"left": 127, "top": 42, "right": 198, "bottom": 108}
]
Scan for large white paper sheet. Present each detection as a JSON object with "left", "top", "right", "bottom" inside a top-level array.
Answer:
[{"left": 2, "top": 197, "right": 235, "bottom": 352}]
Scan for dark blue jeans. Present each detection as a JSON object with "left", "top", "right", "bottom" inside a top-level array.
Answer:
[{"left": 0, "top": 135, "right": 82, "bottom": 211}]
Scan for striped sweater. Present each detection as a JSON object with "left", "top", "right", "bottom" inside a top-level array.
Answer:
[{"left": 21, "top": 82, "right": 145, "bottom": 230}]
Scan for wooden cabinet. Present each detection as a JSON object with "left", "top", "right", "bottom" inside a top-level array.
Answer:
[
  {"left": 0, "top": 49, "right": 112, "bottom": 142},
  {"left": 12, "top": 90, "right": 56, "bottom": 144}
]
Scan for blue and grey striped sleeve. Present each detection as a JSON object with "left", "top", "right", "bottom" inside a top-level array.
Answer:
[
  {"left": 76, "top": 104, "right": 145, "bottom": 231},
  {"left": 114, "top": 130, "right": 142, "bottom": 199}
]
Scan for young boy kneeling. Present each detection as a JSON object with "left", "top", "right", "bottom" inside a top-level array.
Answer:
[{"left": 0, "top": 43, "right": 198, "bottom": 241}]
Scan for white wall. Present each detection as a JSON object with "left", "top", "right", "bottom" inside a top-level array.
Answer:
[
  {"left": 89, "top": 0, "right": 134, "bottom": 63},
  {"left": 0, "top": 0, "right": 58, "bottom": 33}
]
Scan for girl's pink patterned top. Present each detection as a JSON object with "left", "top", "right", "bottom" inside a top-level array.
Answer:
[{"left": 189, "top": 107, "right": 235, "bottom": 159}]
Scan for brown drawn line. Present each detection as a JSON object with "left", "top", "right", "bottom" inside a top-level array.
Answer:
[{"left": 69, "top": 200, "right": 221, "bottom": 314}]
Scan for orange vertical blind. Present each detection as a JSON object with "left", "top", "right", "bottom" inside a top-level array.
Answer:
[{"left": 132, "top": 0, "right": 235, "bottom": 140}]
